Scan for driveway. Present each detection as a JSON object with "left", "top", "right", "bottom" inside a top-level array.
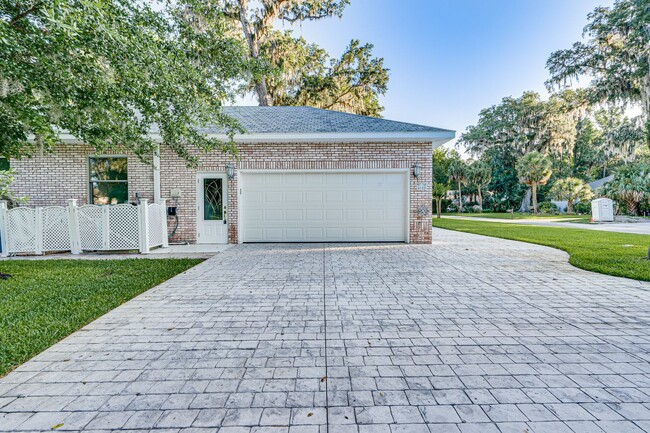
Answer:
[
  {"left": 444, "top": 215, "right": 650, "bottom": 235},
  {"left": 1, "top": 229, "right": 650, "bottom": 433}
]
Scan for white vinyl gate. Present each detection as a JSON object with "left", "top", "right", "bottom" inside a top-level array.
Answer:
[{"left": 0, "top": 199, "right": 168, "bottom": 256}]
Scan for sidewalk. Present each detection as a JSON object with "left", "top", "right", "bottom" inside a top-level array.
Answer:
[{"left": 443, "top": 215, "right": 650, "bottom": 235}]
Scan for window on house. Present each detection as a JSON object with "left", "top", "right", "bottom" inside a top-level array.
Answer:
[
  {"left": 89, "top": 157, "right": 128, "bottom": 205},
  {"left": 0, "top": 158, "right": 9, "bottom": 171}
]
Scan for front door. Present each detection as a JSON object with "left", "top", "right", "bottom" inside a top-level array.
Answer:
[{"left": 196, "top": 173, "right": 228, "bottom": 243}]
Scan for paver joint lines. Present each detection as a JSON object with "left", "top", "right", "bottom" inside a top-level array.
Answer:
[{"left": 1, "top": 229, "right": 650, "bottom": 433}]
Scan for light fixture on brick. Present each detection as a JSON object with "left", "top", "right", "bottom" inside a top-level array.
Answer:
[
  {"left": 225, "top": 162, "right": 235, "bottom": 180},
  {"left": 412, "top": 162, "right": 421, "bottom": 178}
]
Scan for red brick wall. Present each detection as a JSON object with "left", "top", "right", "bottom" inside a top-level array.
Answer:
[
  {"left": 10, "top": 145, "right": 154, "bottom": 207},
  {"left": 10, "top": 141, "right": 433, "bottom": 244},
  {"left": 160, "top": 142, "right": 432, "bottom": 244}
]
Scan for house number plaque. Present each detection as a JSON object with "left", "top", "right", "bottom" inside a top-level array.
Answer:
[{"left": 415, "top": 183, "right": 428, "bottom": 191}]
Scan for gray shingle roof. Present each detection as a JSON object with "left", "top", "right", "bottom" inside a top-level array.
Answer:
[{"left": 202, "top": 106, "right": 453, "bottom": 135}]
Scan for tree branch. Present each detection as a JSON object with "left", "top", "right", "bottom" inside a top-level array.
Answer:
[{"left": 9, "top": 1, "right": 43, "bottom": 26}]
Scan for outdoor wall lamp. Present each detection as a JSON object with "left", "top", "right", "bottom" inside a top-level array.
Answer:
[
  {"left": 225, "top": 162, "right": 236, "bottom": 180},
  {"left": 412, "top": 162, "right": 421, "bottom": 179}
]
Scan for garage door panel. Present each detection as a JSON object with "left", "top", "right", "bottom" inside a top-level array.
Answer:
[
  {"left": 325, "top": 209, "right": 343, "bottom": 221},
  {"left": 346, "top": 209, "right": 364, "bottom": 221},
  {"left": 242, "top": 171, "right": 407, "bottom": 242},
  {"left": 264, "top": 209, "right": 283, "bottom": 221},
  {"left": 305, "top": 191, "right": 324, "bottom": 203},
  {"left": 325, "top": 190, "right": 344, "bottom": 202},
  {"left": 285, "top": 191, "right": 303, "bottom": 202},
  {"left": 285, "top": 209, "right": 303, "bottom": 220},
  {"left": 306, "top": 209, "right": 323, "bottom": 220}
]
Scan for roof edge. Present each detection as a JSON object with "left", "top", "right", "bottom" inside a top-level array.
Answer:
[{"left": 56, "top": 130, "right": 455, "bottom": 145}]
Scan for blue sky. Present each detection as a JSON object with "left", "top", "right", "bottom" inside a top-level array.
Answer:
[{"left": 241, "top": 0, "right": 613, "bottom": 148}]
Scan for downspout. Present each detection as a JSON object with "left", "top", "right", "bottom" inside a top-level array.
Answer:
[{"left": 153, "top": 144, "right": 161, "bottom": 204}]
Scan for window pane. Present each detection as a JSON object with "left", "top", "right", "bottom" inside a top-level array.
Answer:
[
  {"left": 90, "top": 157, "right": 127, "bottom": 181},
  {"left": 203, "top": 178, "right": 223, "bottom": 220},
  {"left": 91, "top": 182, "right": 128, "bottom": 205},
  {"left": 0, "top": 158, "right": 9, "bottom": 171}
]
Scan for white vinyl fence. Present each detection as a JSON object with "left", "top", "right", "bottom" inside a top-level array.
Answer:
[{"left": 0, "top": 199, "right": 168, "bottom": 257}]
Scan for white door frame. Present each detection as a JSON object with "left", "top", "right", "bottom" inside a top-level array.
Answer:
[
  {"left": 237, "top": 168, "right": 410, "bottom": 244},
  {"left": 196, "top": 172, "right": 228, "bottom": 244}
]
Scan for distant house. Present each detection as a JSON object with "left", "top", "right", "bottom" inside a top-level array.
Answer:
[
  {"left": 8, "top": 106, "right": 454, "bottom": 245},
  {"left": 552, "top": 175, "right": 614, "bottom": 212}
]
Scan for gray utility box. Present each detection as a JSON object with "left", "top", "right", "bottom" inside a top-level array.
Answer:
[{"left": 591, "top": 198, "right": 614, "bottom": 222}]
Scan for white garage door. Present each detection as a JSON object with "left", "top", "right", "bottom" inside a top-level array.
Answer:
[{"left": 240, "top": 171, "right": 408, "bottom": 242}]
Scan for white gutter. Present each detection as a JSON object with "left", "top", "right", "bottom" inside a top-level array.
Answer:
[{"left": 54, "top": 130, "right": 455, "bottom": 145}]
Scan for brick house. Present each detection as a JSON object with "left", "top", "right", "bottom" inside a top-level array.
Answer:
[{"left": 9, "top": 107, "right": 454, "bottom": 244}]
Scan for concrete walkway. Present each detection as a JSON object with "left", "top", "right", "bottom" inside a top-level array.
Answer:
[
  {"left": 1, "top": 244, "right": 232, "bottom": 260},
  {"left": 443, "top": 215, "right": 650, "bottom": 235},
  {"left": 1, "top": 229, "right": 650, "bottom": 432}
]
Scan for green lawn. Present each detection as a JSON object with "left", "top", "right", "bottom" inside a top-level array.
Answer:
[
  {"left": 433, "top": 218, "right": 650, "bottom": 282},
  {"left": 0, "top": 259, "right": 202, "bottom": 376},
  {"left": 445, "top": 212, "right": 590, "bottom": 221}
]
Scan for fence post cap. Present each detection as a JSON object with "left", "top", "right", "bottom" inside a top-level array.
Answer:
[
  {"left": 0, "top": 200, "right": 6, "bottom": 209},
  {"left": 140, "top": 199, "right": 148, "bottom": 206}
]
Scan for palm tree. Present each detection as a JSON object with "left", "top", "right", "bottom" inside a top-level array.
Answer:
[
  {"left": 516, "top": 152, "right": 552, "bottom": 214},
  {"left": 447, "top": 160, "right": 467, "bottom": 212},
  {"left": 432, "top": 182, "right": 448, "bottom": 218},
  {"left": 602, "top": 162, "right": 650, "bottom": 216},
  {"left": 549, "top": 177, "right": 594, "bottom": 213},
  {"left": 466, "top": 161, "right": 492, "bottom": 212}
]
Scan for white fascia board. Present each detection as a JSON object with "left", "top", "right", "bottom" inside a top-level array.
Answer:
[{"left": 55, "top": 130, "right": 455, "bottom": 145}]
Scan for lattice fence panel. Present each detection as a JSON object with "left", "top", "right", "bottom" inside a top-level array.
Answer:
[
  {"left": 7, "top": 208, "right": 36, "bottom": 253},
  {"left": 108, "top": 205, "right": 139, "bottom": 250},
  {"left": 147, "top": 203, "right": 164, "bottom": 247},
  {"left": 42, "top": 206, "right": 71, "bottom": 251},
  {"left": 78, "top": 205, "right": 103, "bottom": 250}
]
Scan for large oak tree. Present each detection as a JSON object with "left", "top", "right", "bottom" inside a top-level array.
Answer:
[
  {"left": 220, "top": 0, "right": 389, "bottom": 116},
  {"left": 547, "top": 0, "right": 650, "bottom": 146},
  {"left": 1, "top": 0, "right": 248, "bottom": 163}
]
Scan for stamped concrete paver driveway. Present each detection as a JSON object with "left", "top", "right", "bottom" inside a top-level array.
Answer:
[{"left": 2, "top": 228, "right": 650, "bottom": 433}]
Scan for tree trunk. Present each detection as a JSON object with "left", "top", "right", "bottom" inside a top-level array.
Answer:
[
  {"left": 532, "top": 183, "right": 538, "bottom": 214},
  {"left": 567, "top": 198, "right": 574, "bottom": 214},
  {"left": 458, "top": 182, "right": 463, "bottom": 212},
  {"left": 477, "top": 187, "right": 483, "bottom": 212},
  {"left": 519, "top": 188, "right": 531, "bottom": 213},
  {"left": 237, "top": 0, "right": 273, "bottom": 106},
  {"left": 436, "top": 198, "right": 442, "bottom": 218},
  {"left": 254, "top": 80, "right": 273, "bottom": 106}
]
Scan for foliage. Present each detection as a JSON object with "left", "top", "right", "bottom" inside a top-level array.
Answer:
[
  {"left": 481, "top": 147, "right": 526, "bottom": 211},
  {"left": 431, "top": 182, "right": 448, "bottom": 218},
  {"left": 0, "top": 0, "right": 248, "bottom": 164},
  {"left": 466, "top": 160, "right": 491, "bottom": 211},
  {"left": 447, "top": 159, "right": 467, "bottom": 212},
  {"left": 548, "top": 177, "right": 594, "bottom": 213},
  {"left": 537, "top": 201, "right": 560, "bottom": 214},
  {"left": 516, "top": 151, "right": 553, "bottom": 214},
  {"left": 573, "top": 201, "right": 592, "bottom": 215},
  {"left": 460, "top": 90, "right": 586, "bottom": 157},
  {"left": 0, "top": 169, "right": 26, "bottom": 208},
  {"left": 601, "top": 162, "right": 650, "bottom": 215},
  {"left": 546, "top": 0, "right": 650, "bottom": 147},
  {"left": 0, "top": 258, "right": 202, "bottom": 376},
  {"left": 432, "top": 147, "right": 461, "bottom": 183},
  {"left": 433, "top": 218, "right": 650, "bottom": 282},
  {"left": 594, "top": 108, "right": 645, "bottom": 163},
  {"left": 262, "top": 32, "right": 388, "bottom": 116},
  {"left": 220, "top": 0, "right": 388, "bottom": 116}
]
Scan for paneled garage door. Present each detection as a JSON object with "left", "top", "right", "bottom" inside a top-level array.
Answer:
[{"left": 240, "top": 171, "right": 408, "bottom": 242}]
